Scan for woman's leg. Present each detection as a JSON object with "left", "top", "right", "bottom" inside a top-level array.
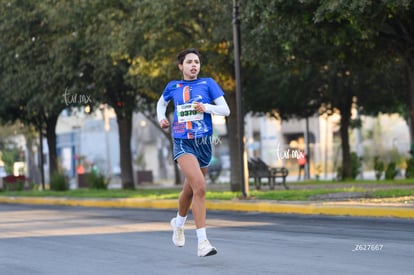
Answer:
[
  {"left": 178, "top": 178, "right": 192, "bottom": 217},
  {"left": 177, "top": 154, "right": 207, "bottom": 229},
  {"left": 176, "top": 153, "right": 216, "bottom": 256}
]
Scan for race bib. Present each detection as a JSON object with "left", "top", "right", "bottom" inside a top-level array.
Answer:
[{"left": 177, "top": 103, "right": 203, "bottom": 122}]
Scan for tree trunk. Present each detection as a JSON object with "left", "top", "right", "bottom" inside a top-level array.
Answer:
[
  {"left": 226, "top": 92, "right": 242, "bottom": 191},
  {"left": 166, "top": 130, "right": 181, "bottom": 185},
  {"left": 45, "top": 115, "right": 58, "bottom": 179},
  {"left": 117, "top": 112, "right": 134, "bottom": 189},
  {"left": 338, "top": 93, "right": 353, "bottom": 180},
  {"left": 26, "top": 133, "right": 40, "bottom": 184},
  {"left": 407, "top": 64, "right": 414, "bottom": 151}
]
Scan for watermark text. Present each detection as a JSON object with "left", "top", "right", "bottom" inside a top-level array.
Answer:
[
  {"left": 63, "top": 87, "right": 93, "bottom": 106},
  {"left": 275, "top": 143, "right": 304, "bottom": 160}
]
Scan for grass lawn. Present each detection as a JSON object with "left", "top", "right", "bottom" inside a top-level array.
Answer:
[{"left": 1, "top": 179, "right": 414, "bottom": 201}]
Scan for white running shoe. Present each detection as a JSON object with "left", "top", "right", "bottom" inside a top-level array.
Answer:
[
  {"left": 170, "top": 218, "right": 185, "bottom": 247},
  {"left": 197, "top": 239, "right": 217, "bottom": 257}
]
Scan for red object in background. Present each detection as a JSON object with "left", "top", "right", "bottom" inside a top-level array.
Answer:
[
  {"left": 3, "top": 175, "right": 26, "bottom": 183},
  {"left": 76, "top": 165, "right": 85, "bottom": 175}
]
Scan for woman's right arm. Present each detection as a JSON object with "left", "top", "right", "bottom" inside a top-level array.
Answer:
[{"left": 157, "top": 96, "right": 170, "bottom": 128}]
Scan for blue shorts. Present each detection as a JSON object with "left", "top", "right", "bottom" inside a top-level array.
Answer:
[{"left": 173, "top": 137, "right": 212, "bottom": 168}]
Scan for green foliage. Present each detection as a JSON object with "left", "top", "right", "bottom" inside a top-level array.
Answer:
[
  {"left": 3, "top": 182, "right": 414, "bottom": 201},
  {"left": 50, "top": 172, "right": 68, "bottom": 191},
  {"left": 385, "top": 161, "right": 398, "bottom": 180},
  {"left": 335, "top": 166, "right": 342, "bottom": 181},
  {"left": 1, "top": 150, "right": 17, "bottom": 175},
  {"left": 2, "top": 0, "right": 414, "bottom": 190},
  {"left": 374, "top": 156, "right": 384, "bottom": 180},
  {"left": 135, "top": 152, "right": 147, "bottom": 170},
  {"left": 3, "top": 178, "right": 25, "bottom": 191},
  {"left": 87, "top": 172, "right": 108, "bottom": 190},
  {"left": 314, "top": 163, "right": 322, "bottom": 181},
  {"left": 405, "top": 158, "right": 414, "bottom": 179},
  {"left": 350, "top": 152, "right": 361, "bottom": 179},
  {"left": 241, "top": 0, "right": 414, "bottom": 181}
]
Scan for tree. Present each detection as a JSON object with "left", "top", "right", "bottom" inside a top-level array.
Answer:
[
  {"left": 0, "top": 0, "right": 252, "bottom": 190},
  {"left": 0, "top": 1, "right": 84, "bottom": 182},
  {"left": 313, "top": 0, "right": 414, "bottom": 148},
  {"left": 125, "top": 0, "right": 235, "bottom": 186},
  {"left": 240, "top": 0, "right": 410, "bottom": 179}
]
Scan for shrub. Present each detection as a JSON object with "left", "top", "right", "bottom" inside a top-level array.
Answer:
[
  {"left": 374, "top": 156, "right": 384, "bottom": 180},
  {"left": 335, "top": 166, "right": 342, "bottom": 181},
  {"left": 385, "top": 162, "right": 398, "bottom": 180},
  {"left": 315, "top": 163, "right": 322, "bottom": 181},
  {"left": 87, "top": 172, "right": 108, "bottom": 189},
  {"left": 50, "top": 172, "right": 69, "bottom": 191},
  {"left": 3, "top": 175, "right": 26, "bottom": 191},
  {"left": 405, "top": 158, "right": 414, "bottom": 179},
  {"left": 350, "top": 152, "right": 361, "bottom": 179}
]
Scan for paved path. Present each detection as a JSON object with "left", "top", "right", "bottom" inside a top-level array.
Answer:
[{"left": 1, "top": 204, "right": 413, "bottom": 275}]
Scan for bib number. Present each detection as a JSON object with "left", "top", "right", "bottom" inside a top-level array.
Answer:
[{"left": 177, "top": 103, "right": 203, "bottom": 122}]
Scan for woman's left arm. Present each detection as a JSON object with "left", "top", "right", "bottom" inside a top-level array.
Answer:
[{"left": 203, "top": 96, "right": 230, "bottom": 116}]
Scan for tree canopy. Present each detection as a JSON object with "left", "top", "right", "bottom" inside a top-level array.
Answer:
[
  {"left": 1, "top": 0, "right": 413, "bottom": 184},
  {"left": 240, "top": 0, "right": 413, "bottom": 179}
]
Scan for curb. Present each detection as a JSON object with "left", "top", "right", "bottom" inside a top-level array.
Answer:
[{"left": 0, "top": 196, "right": 413, "bottom": 219}]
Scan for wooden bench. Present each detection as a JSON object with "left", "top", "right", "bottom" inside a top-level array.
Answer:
[{"left": 248, "top": 158, "right": 289, "bottom": 190}]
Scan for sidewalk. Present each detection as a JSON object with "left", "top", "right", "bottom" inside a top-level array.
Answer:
[{"left": 0, "top": 195, "right": 413, "bottom": 219}]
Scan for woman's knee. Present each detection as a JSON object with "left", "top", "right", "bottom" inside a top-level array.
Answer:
[
  {"left": 181, "top": 185, "right": 193, "bottom": 200},
  {"left": 191, "top": 180, "right": 206, "bottom": 198}
]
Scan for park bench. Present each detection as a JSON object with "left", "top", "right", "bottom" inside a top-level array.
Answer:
[{"left": 248, "top": 158, "right": 289, "bottom": 190}]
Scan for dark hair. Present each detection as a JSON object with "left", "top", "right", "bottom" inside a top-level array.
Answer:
[{"left": 176, "top": 48, "right": 200, "bottom": 65}]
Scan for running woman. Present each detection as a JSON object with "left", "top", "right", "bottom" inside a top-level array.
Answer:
[{"left": 156, "top": 48, "right": 230, "bottom": 257}]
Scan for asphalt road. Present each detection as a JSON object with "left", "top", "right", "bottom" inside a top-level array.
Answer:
[{"left": 0, "top": 204, "right": 413, "bottom": 275}]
